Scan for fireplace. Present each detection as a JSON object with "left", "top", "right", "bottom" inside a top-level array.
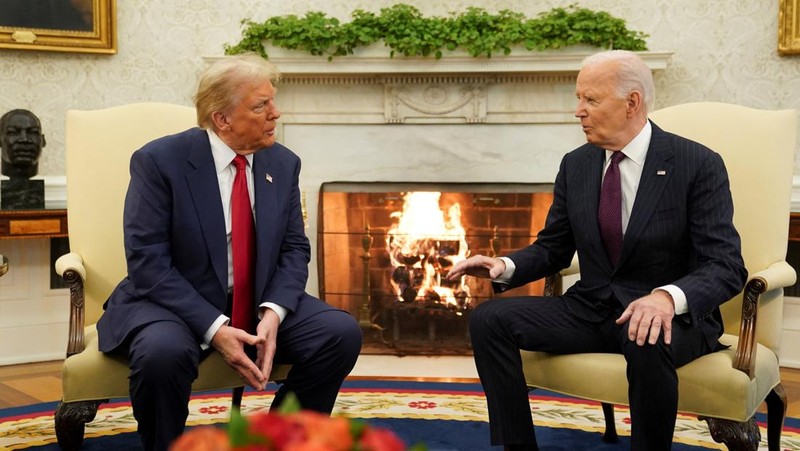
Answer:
[
  {"left": 317, "top": 182, "right": 553, "bottom": 355},
  {"left": 220, "top": 49, "right": 670, "bottom": 355}
]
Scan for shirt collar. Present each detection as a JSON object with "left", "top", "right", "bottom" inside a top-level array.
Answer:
[
  {"left": 605, "top": 121, "right": 652, "bottom": 166},
  {"left": 206, "top": 129, "right": 253, "bottom": 173}
]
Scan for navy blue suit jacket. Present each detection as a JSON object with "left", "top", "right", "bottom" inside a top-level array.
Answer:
[
  {"left": 501, "top": 122, "right": 747, "bottom": 349},
  {"left": 98, "top": 128, "right": 312, "bottom": 352}
]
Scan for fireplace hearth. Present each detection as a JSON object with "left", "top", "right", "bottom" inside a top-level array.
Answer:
[{"left": 318, "top": 182, "right": 553, "bottom": 355}]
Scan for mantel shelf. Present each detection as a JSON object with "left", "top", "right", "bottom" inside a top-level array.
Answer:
[{"left": 204, "top": 50, "right": 673, "bottom": 76}]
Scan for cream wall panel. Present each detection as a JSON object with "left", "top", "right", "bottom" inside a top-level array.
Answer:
[{"left": 1, "top": 1, "right": 798, "bottom": 175}]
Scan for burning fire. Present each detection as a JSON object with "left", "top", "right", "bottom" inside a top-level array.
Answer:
[{"left": 386, "top": 192, "right": 471, "bottom": 309}]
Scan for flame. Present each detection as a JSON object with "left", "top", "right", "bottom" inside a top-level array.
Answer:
[{"left": 386, "top": 192, "right": 471, "bottom": 308}]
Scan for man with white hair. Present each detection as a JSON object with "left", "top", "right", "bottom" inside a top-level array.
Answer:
[{"left": 448, "top": 50, "right": 746, "bottom": 450}]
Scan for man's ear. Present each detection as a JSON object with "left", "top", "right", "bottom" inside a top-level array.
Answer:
[
  {"left": 210, "top": 111, "right": 230, "bottom": 131},
  {"left": 41, "top": 134, "right": 46, "bottom": 148},
  {"left": 627, "top": 91, "right": 643, "bottom": 117}
]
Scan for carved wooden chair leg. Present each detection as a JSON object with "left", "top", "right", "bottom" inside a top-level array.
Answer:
[
  {"left": 600, "top": 402, "right": 618, "bottom": 443},
  {"left": 703, "top": 416, "right": 760, "bottom": 451},
  {"left": 765, "top": 384, "right": 787, "bottom": 451},
  {"left": 54, "top": 400, "right": 105, "bottom": 451},
  {"left": 232, "top": 386, "right": 245, "bottom": 411}
]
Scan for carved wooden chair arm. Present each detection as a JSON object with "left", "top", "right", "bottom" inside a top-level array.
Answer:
[
  {"left": 733, "top": 260, "right": 796, "bottom": 378},
  {"left": 55, "top": 252, "right": 88, "bottom": 357},
  {"left": 543, "top": 255, "right": 579, "bottom": 297}
]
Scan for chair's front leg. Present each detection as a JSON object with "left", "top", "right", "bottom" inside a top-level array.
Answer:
[
  {"left": 765, "top": 384, "right": 787, "bottom": 451},
  {"left": 600, "top": 402, "right": 618, "bottom": 442},
  {"left": 703, "top": 416, "right": 760, "bottom": 451},
  {"left": 54, "top": 400, "right": 104, "bottom": 451}
]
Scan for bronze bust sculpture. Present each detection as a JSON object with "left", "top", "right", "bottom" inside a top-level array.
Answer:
[{"left": 0, "top": 109, "right": 46, "bottom": 209}]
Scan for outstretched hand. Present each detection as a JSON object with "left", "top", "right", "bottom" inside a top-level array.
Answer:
[
  {"left": 446, "top": 254, "right": 507, "bottom": 281},
  {"left": 615, "top": 291, "right": 675, "bottom": 346},
  {"left": 211, "top": 325, "right": 268, "bottom": 390}
]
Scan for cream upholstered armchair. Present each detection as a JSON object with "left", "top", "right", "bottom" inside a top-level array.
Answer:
[
  {"left": 54, "top": 103, "right": 291, "bottom": 450},
  {"left": 524, "top": 102, "right": 797, "bottom": 450}
]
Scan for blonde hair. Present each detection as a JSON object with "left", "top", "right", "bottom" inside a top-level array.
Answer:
[
  {"left": 582, "top": 50, "right": 655, "bottom": 114},
  {"left": 193, "top": 54, "right": 281, "bottom": 128}
]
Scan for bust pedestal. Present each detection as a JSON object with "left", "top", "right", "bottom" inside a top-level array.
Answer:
[{"left": 1, "top": 178, "right": 45, "bottom": 210}]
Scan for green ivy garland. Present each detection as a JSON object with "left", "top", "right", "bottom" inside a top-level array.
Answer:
[{"left": 224, "top": 4, "right": 648, "bottom": 60}]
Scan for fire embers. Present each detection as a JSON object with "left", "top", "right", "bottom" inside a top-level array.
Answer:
[{"left": 386, "top": 192, "right": 471, "bottom": 309}]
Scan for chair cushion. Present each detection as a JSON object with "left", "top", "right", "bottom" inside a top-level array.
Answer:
[
  {"left": 521, "top": 333, "right": 780, "bottom": 421},
  {"left": 61, "top": 325, "right": 292, "bottom": 403}
]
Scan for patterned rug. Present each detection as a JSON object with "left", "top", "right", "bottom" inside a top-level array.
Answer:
[{"left": 1, "top": 380, "right": 798, "bottom": 450}]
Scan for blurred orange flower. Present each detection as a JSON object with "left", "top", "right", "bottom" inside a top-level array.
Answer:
[{"left": 170, "top": 394, "right": 422, "bottom": 451}]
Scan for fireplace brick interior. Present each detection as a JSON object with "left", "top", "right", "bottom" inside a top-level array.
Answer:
[{"left": 318, "top": 182, "right": 553, "bottom": 355}]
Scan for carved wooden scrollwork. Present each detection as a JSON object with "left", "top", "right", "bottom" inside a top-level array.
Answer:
[
  {"left": 703, "top": 416, "right": 760, "bottom": 451},
  {"left": 62, "top": 268, "right": 86, "bottom": 357},
  {"left": 54, "top": 400, "right": 104, "bottom": 451},
  {"left": 733, "top": 277, "right": 767, "bottom": 378}
]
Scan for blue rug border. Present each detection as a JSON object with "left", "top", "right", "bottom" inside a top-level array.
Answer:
[{"left": 2, "top": 379, "right": 798, "bottom": 430}]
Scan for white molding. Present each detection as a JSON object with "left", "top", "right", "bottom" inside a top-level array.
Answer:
[
  {"left": 204, "top": 50, "right": 673, "bottom": 76},
  {"left": 43, "top": 175, "right": 67, "bottom": 209}
]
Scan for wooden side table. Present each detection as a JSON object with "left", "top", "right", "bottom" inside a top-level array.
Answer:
[
  {"left": 791, "top": 213, "right": 800, "bottom": 242},
  {"left": 0, "top": 209, "right": 68, "bottom": 239}
]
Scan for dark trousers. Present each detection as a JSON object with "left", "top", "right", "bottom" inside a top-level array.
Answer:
[
  {"left": 469, "top": 296, "right": 715, "bottom": 451},
  {"left": 119, "top": 297, "right": 362, "bottom": 451}
]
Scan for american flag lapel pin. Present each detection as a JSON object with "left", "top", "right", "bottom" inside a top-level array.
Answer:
[
  {"left": 657, "top": 170, "right": 666, "bottom": 176},
  {"left": 266, "top": 173, "right": 273, "bottom": 183}
]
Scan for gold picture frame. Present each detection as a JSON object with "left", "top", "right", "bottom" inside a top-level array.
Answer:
[
  {"left": 780, "top": 0, "right": 800, "bottom": 55},
  {"left": 0, "top": 0, "right": 116, "bottom": 54}
]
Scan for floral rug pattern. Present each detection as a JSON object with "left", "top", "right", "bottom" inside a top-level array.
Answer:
[{"left": 1, "top": 384, "right": 798, "bottom": 450}]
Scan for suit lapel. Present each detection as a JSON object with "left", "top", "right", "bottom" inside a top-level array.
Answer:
[
  {"left": 253, "top": 149, "right": 279, "bottom": 300},
  {"left": 185, "top": 130, "right": 228, "bottom": 292},
  {"left": 580, "top": 145, "right": 611, "bottom": 268},
  {"left": 619, "top": 123, "right": 674, "bottom": 265}
]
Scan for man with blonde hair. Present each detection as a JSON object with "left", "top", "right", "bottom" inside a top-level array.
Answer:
[
  {"left": 97, "top": 54, "right": 362, "bottom": 451},
  {"left": 448, "top": 50, "right": 746, "bottom": 450}
]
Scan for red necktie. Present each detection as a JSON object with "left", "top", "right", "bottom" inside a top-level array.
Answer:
[
  {"left": 231, "top": 155, "right": 255, "bottom": 332},
  {"left": 598, "top": 151, "right": 626, "bottom": 266}
]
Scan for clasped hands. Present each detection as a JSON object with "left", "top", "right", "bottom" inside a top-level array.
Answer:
[
  {"left": 446, "top": 255, "right": 676, "bottom": 347},
  {"left": 210, "top": 309, "right": 280, "bottom": 390}
]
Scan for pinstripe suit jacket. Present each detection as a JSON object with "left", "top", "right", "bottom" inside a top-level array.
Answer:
[{"left": 502, "top": 121, "right": 747, "bottom": 349}]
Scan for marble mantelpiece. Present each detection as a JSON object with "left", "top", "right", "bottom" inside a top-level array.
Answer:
[{"left": 211, "top": 51, "right": 674, "bottom": 295}]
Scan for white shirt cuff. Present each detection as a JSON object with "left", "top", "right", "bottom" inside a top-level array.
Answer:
[
  {"left": 654, "top": 284, "right": 688, "bottom": 315},
  {"left": 202, "top": 314, "right": 230, "bottom": 350},
  {"left": 260, "top": 302, "right": 288, "bottom": 324},
  {"left": 494, "top": 257, "right": 516, "bottom": 283}
]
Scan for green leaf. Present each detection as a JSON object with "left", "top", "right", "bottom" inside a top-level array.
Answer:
[
  {"left": 227, "top": 408, "right": 250, "bottom": 447},
  {"left": 224, "top": 3, "right": 648, "bottom": 59},
  {"left": 277, "top": 392, "right": 302, "bottom": 414}
]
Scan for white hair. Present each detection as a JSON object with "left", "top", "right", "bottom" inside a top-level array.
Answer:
[{"left": 582, "top": 50, "right": 655, "bottom": 113}]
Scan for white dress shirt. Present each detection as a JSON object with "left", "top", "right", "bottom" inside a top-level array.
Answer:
[
  {"left": 498, "top": 121, "right": 689, "bottom": 315},
  {"left": 202, "top": 129, "right": 288, "bottom": 346}
]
